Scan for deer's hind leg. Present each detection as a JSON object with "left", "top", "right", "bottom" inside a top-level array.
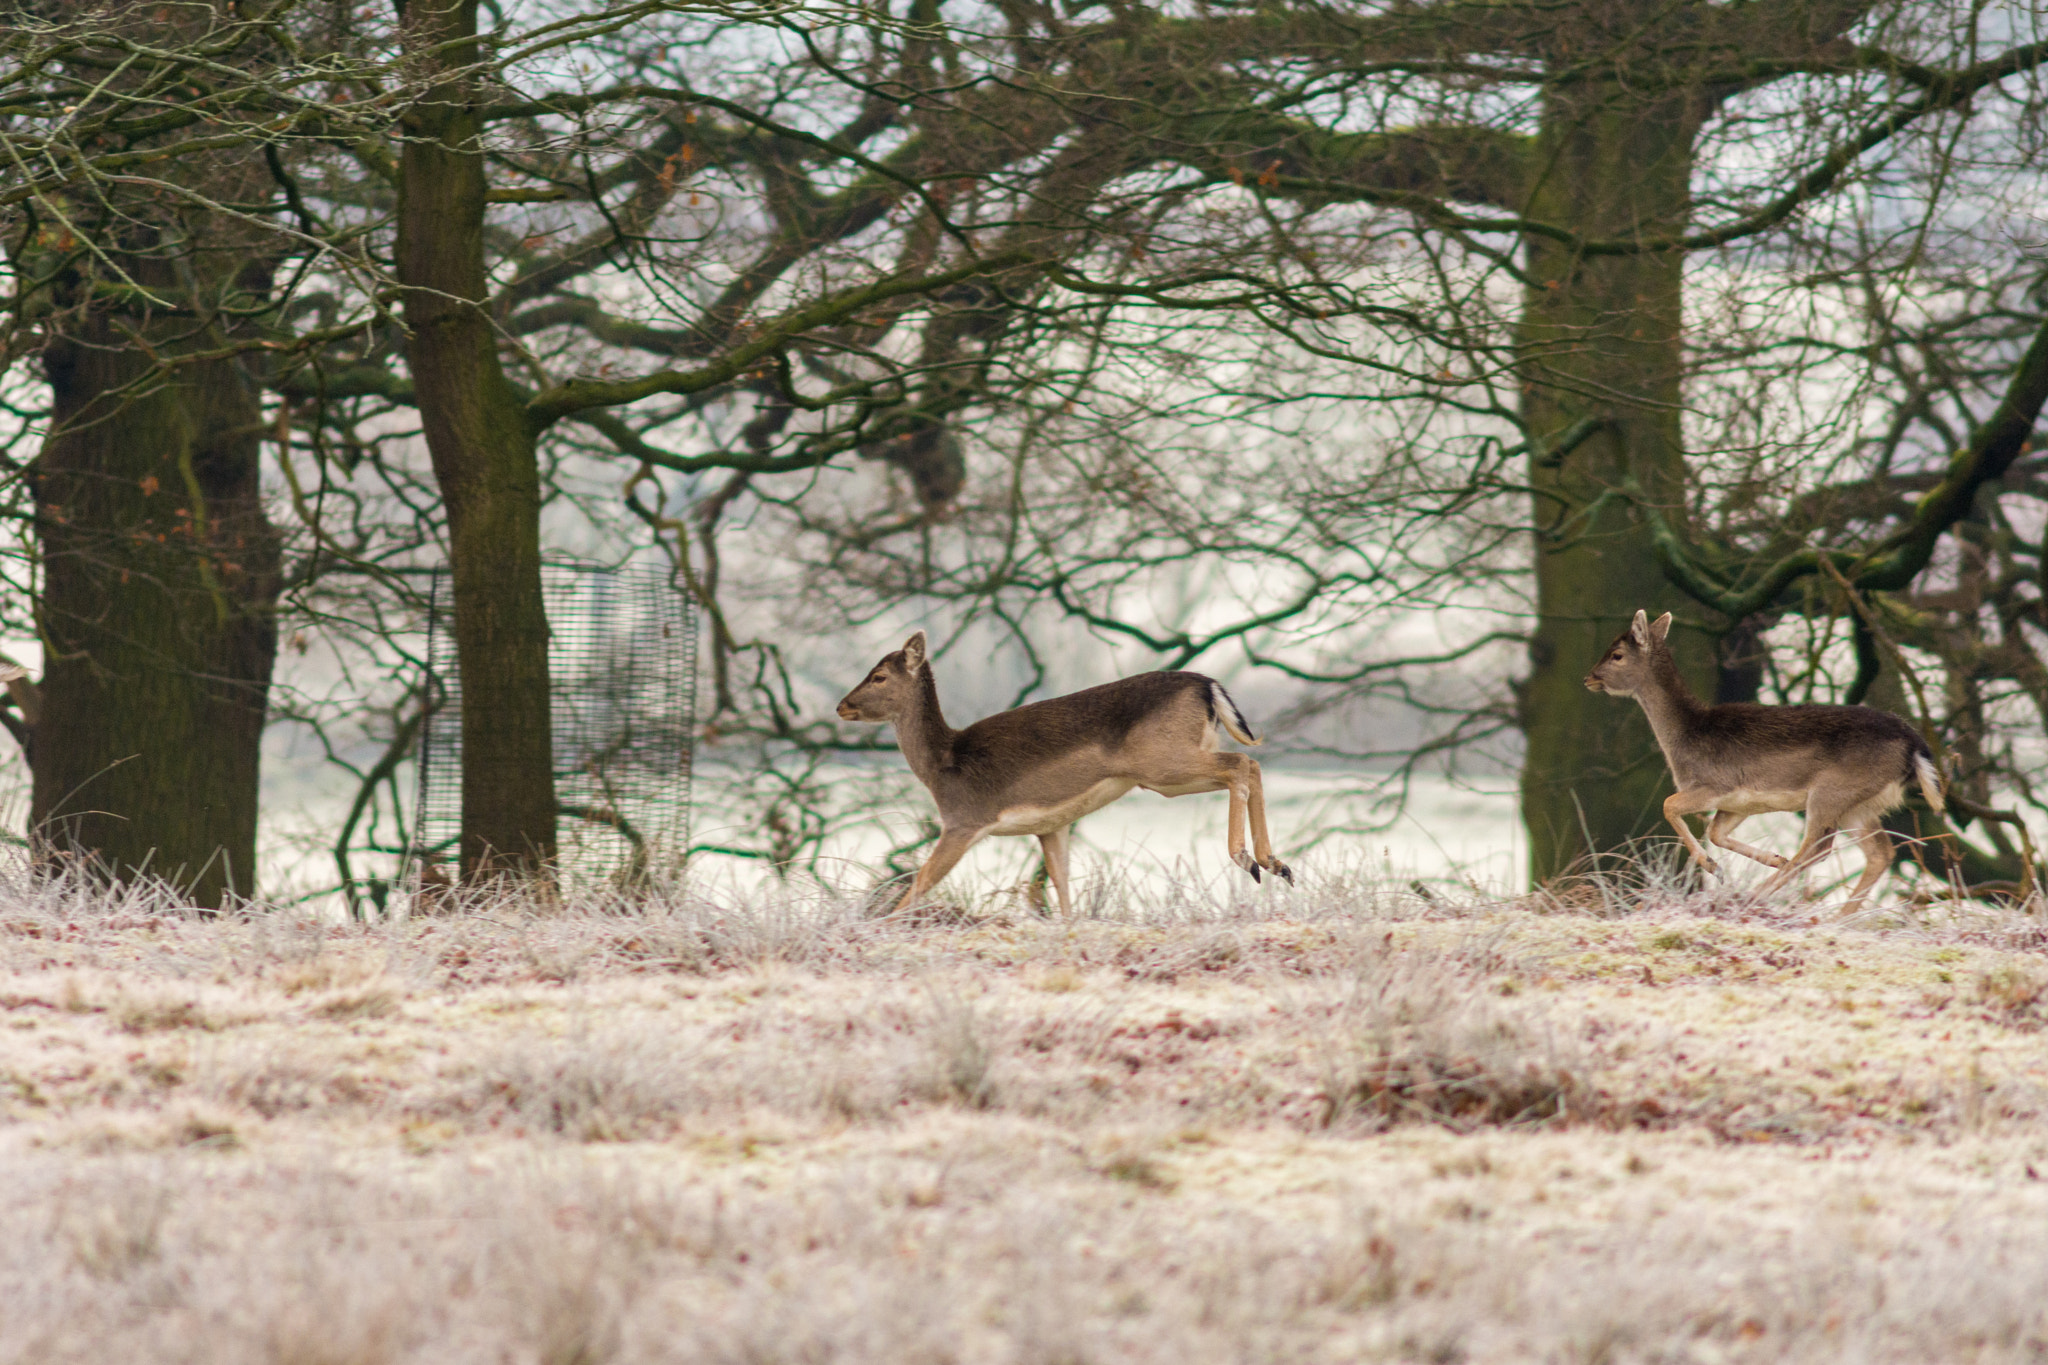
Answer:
[
  {"left": 1242, "top": 756, "right": 1292, "bottom": 883},
  {"left": 1141, "top": 751, "right": 1290, "bottom": 885},
  {"left": 1755, "top": 785, "right": 1876, "bottom": 901},
  {"left": 1204, "top": 752, "right": 1291, "bottom": 884},
  {"left": 1836, "top": 823, "right": 1893, "bottom": 917},
  {"left": 1706, "top": 812, "right": 1791, "bottom": 870},
  {"left": 1754, "top": 826, "right": 1837, "bottom": 901}
]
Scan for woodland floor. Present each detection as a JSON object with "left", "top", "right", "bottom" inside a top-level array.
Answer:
[{"left": 3, "top": 863, "right": 2048, "bottom": 1363}]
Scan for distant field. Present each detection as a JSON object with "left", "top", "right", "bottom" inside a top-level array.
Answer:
[{"left": 3, "top": 866, "right": 2048, "bottom": 1363}]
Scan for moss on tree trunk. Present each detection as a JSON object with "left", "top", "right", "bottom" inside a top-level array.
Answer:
[
  {"left": 32, "top": 320, "right": 281, "bottom": 908},
  {"left": 398, "top": 0, "right": 557, "bottom": 878},
  {"left": 1516, "top": 88, "right": 1718, "bottom": 883}
]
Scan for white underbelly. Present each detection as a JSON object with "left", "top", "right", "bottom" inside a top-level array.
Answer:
[
  {"left": 1711, "top": 788, "right": 1811, "bottom": 816},
  {"left": 987, "top": 779, "right": 1136, "bottom": 836}
]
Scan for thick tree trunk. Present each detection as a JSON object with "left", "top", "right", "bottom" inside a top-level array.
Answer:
[
  {"left": 1516, "top": 88, "right": 1717, "bottom": 883},
  {"left": 32, "top": 321, "right": 281, "bottom": 908},
  {"left": 397, "top": 0, "right": 557, "bottom": 878}
]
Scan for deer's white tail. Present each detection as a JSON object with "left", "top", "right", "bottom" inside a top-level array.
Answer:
[
  {"left": 1913, "top": 751, "right": 1945, "bottom": 814},
  {"left": 1209, "top": 681, "right": 1260, "bottom": 746}
]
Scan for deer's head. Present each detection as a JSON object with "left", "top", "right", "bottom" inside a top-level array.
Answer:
[
  {"left": 836, "top": 631, "right": 928, "bottom": 722},
  {"left": 1584, "top": 610, "right": 1672, "bottom": 696}
]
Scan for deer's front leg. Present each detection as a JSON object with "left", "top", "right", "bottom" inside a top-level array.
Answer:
[
  {"left": 1662, "top": 790, "right": 1725, "bottom": 876},
  {"left": 889, "top": 826, "right": 986, "bottom": 916},
  {"left": 1037, "top": 826, "right": 1074, "bottom": 917}
]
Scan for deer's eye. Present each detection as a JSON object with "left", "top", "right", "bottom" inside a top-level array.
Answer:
[{"left": 1611, "top": 652, "right": 1623, "bottom": 660}]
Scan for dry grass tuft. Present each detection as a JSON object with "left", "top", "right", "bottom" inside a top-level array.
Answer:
[
  {"left": 114, "top": 992, "right": 209, "bottom": 1034},
  {"left": 48, "top": 1103, "right": 246, "bottom": 1154},
  {"left": 920, "top": 989, "right": 1000, "bottom": 1109},
  {"left": 436, "top": 1030, "right": 701, "bottom": 1141},
  {"left": 1976, "top": 959, "right": 2048, "bottom": 1029},
  {"left": 55, "top": 1178, "right": 170, "bottom": 1279},
  {"left": 1306, "top": 944, "right": 1586, "bottom": 1132},
  {"left": 305, "top": 980, "right": 404, "bottom": 1020}
]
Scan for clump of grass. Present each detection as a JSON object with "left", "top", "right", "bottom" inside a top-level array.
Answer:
[
  {"left": 271, "top": 948, "right": 392, "bottom": 998},
  {"left": 207, "top": 1049, "right": 374, "bottom": 1119},
  {"left": 434, "top": 1030, "right": 701, "bottom": 1141},
  {"left": 108, "top": 983, "right": 262, "bottom": 1034},
  {"left": 921, "top": 990, "right": 1000, "bottom": 1109},
  {"left": 115, "top": 994, "right": 207, "bottom": 1033},
  {"left": 535, "top": 1268, "right": 628, "bottom": 1365},
  {"left": 58, "top": 1104, "right": 246, "bottom": 1153},
  {"left": 57, "top": 1183, "right": 170, "bottom": 1280},
  {"left": 1091, "top": 1142, "right": 1177, "bottom": 1191},
  {"left": 1305, "top": 1231, "right": 1402, "bottom": 1310},
  {"left": 1308, "top": 946, "right": 1587, "bottom": 1132},
  {"left": 1974, "top": 959, "right": 2048, "bottom": 1029},
  {"left": 306, "top": 981, "right": 403, "bottom": 1020}
]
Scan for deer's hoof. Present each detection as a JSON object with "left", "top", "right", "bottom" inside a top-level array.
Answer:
[
  {"left": 1699, "top": 857, "right": 1721, "bottom": 877},
  {"left": 1234, "top": 850, "right": 1261, "bottom": 882},
  {"left": 1270, "top": 860, "right": 1295, "bottom": 885}
]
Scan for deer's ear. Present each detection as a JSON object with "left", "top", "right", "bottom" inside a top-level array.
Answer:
[
  {"left": 1649, "top": 612, "right": 1673, "bottom": 647},
  {"left": 901, "top": 631, "right": 928, "bottom": 672},
  {"left": 1630, "top": 609, "right": 1650, "bottom": 646}
]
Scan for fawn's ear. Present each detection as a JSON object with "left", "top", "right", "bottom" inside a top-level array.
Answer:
[
  {"left": 901, "top": 631, "right": 928, "bottom": 672},
  {"left": 1649, "top": 612, "right": 1673, "bottom": 647},
  {"left": 1629, "top": 609, "right": 1651, "bottom": 646}
]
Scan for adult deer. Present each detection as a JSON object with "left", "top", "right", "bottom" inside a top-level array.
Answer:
[
  {"left": 837, "top": 631, "right": 1292, "bottom": 916},
  {"left": 1585, "top": 610, "right": 1945, "bottom": 915}
]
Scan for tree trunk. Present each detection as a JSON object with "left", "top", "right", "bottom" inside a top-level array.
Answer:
[
  {"left": 1517, "top": 87, "right": 1718, "bottom": 883},
  {"left": 32, "top": 320, "right": 281, "bottom": 908},
  {"left": 397, "top": 0, "right": 557, "bottom": 878}
]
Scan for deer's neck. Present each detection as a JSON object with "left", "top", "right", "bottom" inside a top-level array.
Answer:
[
  {"left": 1631, "top": 650, "right": 1708, "bottom": 766},
  {"left": 894, "top": 668, "right": 956, "bottom": 784}
]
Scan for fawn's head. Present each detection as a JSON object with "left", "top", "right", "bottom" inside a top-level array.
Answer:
[
  {"left": 836, "top": 631, "right": 928, "bottom": 722},
  {"left": 1584, "top": 610, "right": 1672, "bottom": 696}
]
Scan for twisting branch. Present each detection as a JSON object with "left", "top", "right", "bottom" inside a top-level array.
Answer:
[{"left": 1639, "top": 312, "right": 2048, "bottom": 620}]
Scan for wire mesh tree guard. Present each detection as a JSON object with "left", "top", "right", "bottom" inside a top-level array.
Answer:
[{"left": 408, "top": 562, "right": 698, "bottom": 899}]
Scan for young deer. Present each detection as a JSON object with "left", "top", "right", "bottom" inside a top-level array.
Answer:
[
  {"left": 1585, "top": 610, "right": 1945, "bottom": 915},
  {"left": 837, "top": 631, "right": 1292, "bottom": 916}
]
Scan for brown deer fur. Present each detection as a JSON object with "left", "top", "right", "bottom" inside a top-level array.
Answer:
[
  {"left": 1585, "top": 610, "right": 1945, "bottom": 915},
  {"left": 837, "top": 631, "right": 1292, "bottom": 916}
]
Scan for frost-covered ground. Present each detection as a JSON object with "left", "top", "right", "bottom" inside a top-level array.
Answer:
[{"left": 3, "top": 864, "right": 2048, "bottom": 1362}]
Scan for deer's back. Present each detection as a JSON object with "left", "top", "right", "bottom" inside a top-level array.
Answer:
[
  {"left": 1677, "top": 702, "right": 1930, "bottom": 789},
  {"left": 945, "top": 672, "right": 1215, "bottom": 780}
]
